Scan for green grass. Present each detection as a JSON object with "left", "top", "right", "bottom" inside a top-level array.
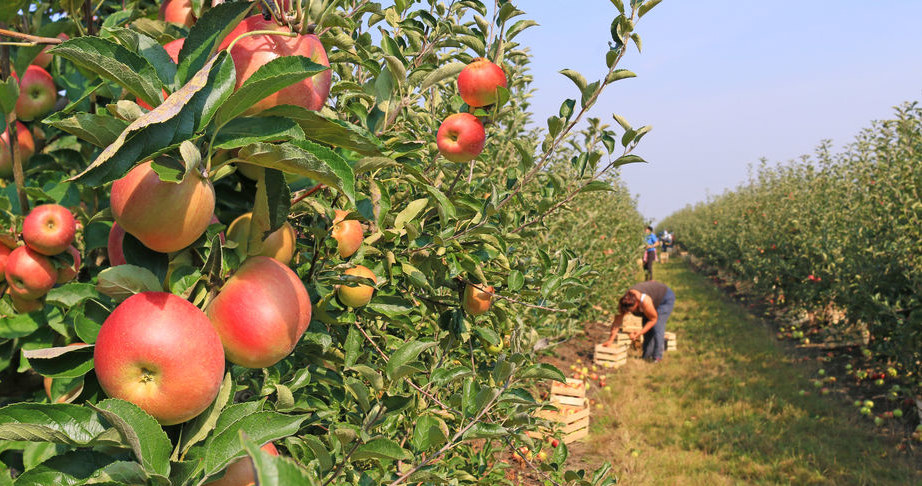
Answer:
[{"left": 570, "top": 258, "right": 921, "bottom": 485}]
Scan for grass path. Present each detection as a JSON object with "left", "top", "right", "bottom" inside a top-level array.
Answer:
[{"left": 562, "top": 258, "right": 920, "bottom": 485}]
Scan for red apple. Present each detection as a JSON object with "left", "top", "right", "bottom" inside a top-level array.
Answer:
[
  {"left": 226, "top": 212, "right": 296, "bottom": 264},
  {"left": 107, "top": 222, "right": 127, "bottom": 266},
  {"left": 56, "top": 245, "right": 81, "bottom": 284},
  {"left": 336, "top": 265, "right": 376, "bottom": 308},
  {"left": 207, "top": 442, "right": 279, "bottom": 486},
  {"left": 94, "top": 292, "right": 224, "bottom": 425},
  {"left": 32, "top": 33, "right": 70, "bottom": 69},
  {"left": 159, "top": 0, "right": 195, "bottom": 27},
  {"left": 457, "top": 58, "right": 507, "bottom": 107},
  {"left": 436, "top": 113, "right": 485, "bottom": 163},
  {"left": 5, "top": 246, "right": 57, "bottom": 299},
  {"left": 15, "top": 65, "right": 57, "bottom": 121},
  {"left": 110, "top": 161, "right": 216, "bottom": 253},
  {"left": 22, "top": 203, "right": 76, "bottom": 256},
  {"left": 0, "top": 122, "right": 35, "bottom": 178},
  {"left": 206, "top": 256, "right": 310, "bottom": 368},
  {"left": 0, "top": 243, "right": 12, "bottom": 276},
  {"left": 462, "top": 283, "right": 493, "bottom": 316},
  {"left": 137, "top": 38, "right": 184, "bottom": 110},
  {"left": 331, "top": 209, "right": 363, "bottom": 258},
  {"left": 218, "top": 15, "right": 331, "bottom": 115}
]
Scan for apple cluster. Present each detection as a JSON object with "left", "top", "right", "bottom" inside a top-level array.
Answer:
[
  {"left": 2, "top": 204, "right": 80, "bottom": 312},
  {"left": 436, "top": 58, "right": 507, "bottom": 163},
  {"left": 0, "top": 52, "right": 62, "bottom": 178}
]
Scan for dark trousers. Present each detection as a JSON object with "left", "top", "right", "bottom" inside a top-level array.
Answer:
[
  {"left": 643, "top": 250, "right": 655, "bottom": 280},
  {"left": 642, "top": 288, "right": 675, "bottom": 360}
]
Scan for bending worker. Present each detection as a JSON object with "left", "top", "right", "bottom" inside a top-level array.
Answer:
[{"left": 603, "top": 280, "right": 676, "bottom": 362}]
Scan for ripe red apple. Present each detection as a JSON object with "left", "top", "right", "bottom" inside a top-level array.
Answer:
[
  {"left": 0, "top": 243, "right": 12, "bottom": 276},
  {"left": 159, "top": 0, "right": 195, "bottom": 27},
  {"left": 457, "top": 58, "right": 507, "bottom": 107},
  {"left": 22, "top": 203, "right": 76, "bottom": 256},
  {"left": 56, "top": 245, "right": 81, "bottom": 284},
  {"left": 226, "top": 212, "right": 296, "bottom": 264},
  {"left": 11, "top": 292, "right": 43, "bottom": 313},
  {"left": 110, "top": 161, "right": 216, "bottom": 253},
  {"left": 336, "top": 265, "right": 376, "bottom": 308},
  {"left": 462, "top": 283, "right": 493, "bottom": 316},
  {"left": 207, "top": 442, "right": 279, "bottom": 486},
  {"left": 107, "top": 222, "right": 127, "bottom": 266},
  {"left": 137, "top": 38, "right": 184, "bottom": 110},
  {"left": 5, "top": 246, "right": 57, "bottom": 299},
  {"left": 32, "top": 33, "right": 70, "bottom": 69},
  {"left": 94, "top": 292, "right": 224, "bottom": 425},
  {"left": 15, "top": 65, "right": 57, "bottom": 121},
  {"left": 0, "top": 122, "right": 35, "bottom": 178},
  {"left": 218, "top": 15, "right": 331, "bottom": 115},
  {"left": 436, "top": 113, "right": 485, "bottom": 163},
  {"left": 331, "top": 209, "right": 363, "bottom": 258},
  {"left": 206, "top": 256, "right": 311, "bottom": 368}
]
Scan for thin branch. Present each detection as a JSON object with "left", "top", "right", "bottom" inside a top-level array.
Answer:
[
  {"left": 460, "top": 278, "right": 566, "bottom": 313},
  {"left": 290, "top": 183, "right": 324, "bottom": 205},
  {"left": 0, "top": 28, "right": 65, "bottom": 45}
]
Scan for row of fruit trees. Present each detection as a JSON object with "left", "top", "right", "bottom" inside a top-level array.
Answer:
[
  {"left": 659, "top": 102, "right": 922, "bottom": 424},
  {"left": 0, "top": 0, "right": 656, "bottom": 484}
]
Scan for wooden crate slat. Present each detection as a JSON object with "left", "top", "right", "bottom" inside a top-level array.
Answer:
[
  {"left": 561, "top": 416, "right": 589, "bottom": 434},
  {"left": 564, "top": 427, "right": 589, "bottom": 443},
  {"left": 550, "top": 378, "right": 586, "bottom": 399},
  {"left": 552, "top": 395, "right": 587, "bottom": 407}
]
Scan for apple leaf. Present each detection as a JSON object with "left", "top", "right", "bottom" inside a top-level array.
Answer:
[
  {"left": 22, "top": 344, "right": 94, "bottom": 378},
  {"left": 236, "top": 140, "right": 355, "bottom": 205},
  {"left": 178, "top": 372, "right": 233, "bottom": 457},
  {"left": 0, "top": 77, "right": 19, "bottom": 115},
  {"left": 385, "top": 340, "right": 436, "bottom": 380},
  {"left": 202, "top": 411, "right": 309, "bottom": 477},
  {"left": 42, "top": 112, "right": 128, "bottom": 148},
  {"left": 95, "top": 265, "right": 162, "bottom": 302},
  {"left": 351, "top": 437, "right": 412, "bottom": 462},
  {"left": 418, "top": 62, "right": 465, "bottom": 91},
  {"left": 212, "top": 116, "right": 306, "bottom": 149},
  {"left": 91, "top": 399, "right": 172, "bottom": 480},
  {"left": 214, "top": 55, "right": 329, "bottom": 126},
  {"left": 461, "top": 422, "right": 508, "bottom": 440},
  {"left": 0, "top": 0, "right": 28, "bottom": 24},
  {"left": 0, "top": 312, "right": 44, "bottom": 339},
  {"left": 176, "top": 1, "right": 253, "bottom": 85},
  {"left": 45, "top": 282, "right": 99, "bottom": 308},
  {"left": 10, "top": 450, "right": 126, "bottom": 486},
  {"left": 410, "top": 415, "right": 448, "bottom": 452},
  {"left": 243, "top": 433, "right": 322, "bottom": 486},
  {"left": 259, "top": 106, "right": 383, "bottom": 155},
  {"left": 0, "top": 403, "right": 122, "bottom": 447},
  {"left": 49, "top": 36, "right": 164, "bottom": 108}
]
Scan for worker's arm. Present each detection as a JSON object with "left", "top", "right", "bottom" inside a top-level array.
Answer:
[
  {"left": 603, "top": 312, "right": 625, "bottom": 346},
  {"left": 628, "top": 300, "right": 658, "bottom": 341}
]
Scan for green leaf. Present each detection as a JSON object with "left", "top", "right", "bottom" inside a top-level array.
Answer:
[
  {"left": 353, "top": 156, "right": 397, "bottom": 174},
  {"left": 394, "top": 198, "right": 429, "bottom": 230},
  {"left": 385, "top": 340, "right": 436, "bottom": 380},
  {"left": 612, "top": 113, "right": 631, "bottom": 131},
  {"left": 11, "top": 450, "right": 123, "bottom": 486},
  {"left": 461, "top": 422, "right": 508, "bottom": 440},
  {"left": 91, "top": 399, "right": 171, "bottom": 479},
  {"left": 606, "top": 69, "right": 636, "bottom": 83},
  {"left": 559, "top": 69, "right": 588, "bottom": 94},
  {"left": 418, "top": 62, "right": 465, "bottom": 91},
  {"left": 215, "top": 56, "right": 329, "bottom": 124},
  {"left": 22, "top": 344, "right": 94, "bottom": 379},
  {"left": 351, "top": 437, "right": 412, "bottom": 462},
  {"left": 0, "top": 78, "right": 19, "bottom": 114},
  {"left": 95, "top": 265, "right": 162, "bottom": 302},
  {"left": 243, "top": 433, "right": 321, "bottom": 486},
  {"left": 259, "top": 107, "right": 383, "bottom": 155},
  {"left": 176, "top": 1, "right": 253, "bottom": 84},
  {"left": 43, "top": 112, "right": 128, "bottom": 148},
  {"left": 519, "top": 363, "right": 566, "bottom": 382},
  {"left": 579, "top": 181, "right": 614, "bottom": 193},
  {"left": 237, "top": 140, "right": 355, "bottom": 204},
  {"left": 423, "top": 185, "right": 456, "bottom": 225},
  {"left": 0, "top": 313, "right": 43, "bottom": 339},
  {"left": 0, "top": 403, "right": 120, "bottom": 447},
  {"left": 212, "top": 117, "right": 305, "bottom": 149},
  {"left": 431, "top": 365, "right": 472, "bottom": 386},
  {"left": 507, "top": 270, "right": 524, "bottom": 291},
  {"left": 203, "top": 411, "right": 309, "bottom": 476},
  {"left": 410, "top": 415, "right": 447, "bottom": 452},
  {"left": 614, "top": 154, "right": 646, "bottom": 166},
  {"left": 45, "top": 283, "right": 99, "bottom": 308},
  {"left": 505, "top": 19, "right": 538, "bottom": 41},
  {"left": 0, "top": 0, "right": 28, "bottom": 24},
  {"left": 639, "top": 0, "right": 662, "bottom": 17},
  {"left": 365, "top": 296, "right": 414, "bottom": 318},
  {"left": 344, "top": 326, "right": 362, "bottom": 368},
  {"left": 49, "top": 37, "right": 163, "bottom": 108}
]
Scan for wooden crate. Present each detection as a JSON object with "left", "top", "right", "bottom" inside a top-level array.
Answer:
[
  {"left": 550, "top": 378, "right": 586, "bottom": 406},
  {"left": 594, "top": 343, "right": 628, "bottom": 368},
  {"left": 665, "top": 331, "right": 678, "bottom": 351},
  {"left": 531, "top": 402, "right": 590, "bottom": 444}
]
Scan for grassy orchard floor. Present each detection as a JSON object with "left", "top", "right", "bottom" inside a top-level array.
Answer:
[{"left": 543, "top": 258, "right": 921, "bottom": 485}]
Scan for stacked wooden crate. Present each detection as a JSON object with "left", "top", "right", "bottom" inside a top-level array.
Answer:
[
  {"left": 665, "top": 331, "right": 678, "bottom": 352},
  {"left": 531, "top": 378, "right": 590, "bottom": 444},
  {"left": 594, "top": 342, "right": 628, "bottom": 368}
]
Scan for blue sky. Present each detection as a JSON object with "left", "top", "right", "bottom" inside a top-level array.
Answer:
[{"left": 515, "top": 1, "right": 922, "bottom": 222}]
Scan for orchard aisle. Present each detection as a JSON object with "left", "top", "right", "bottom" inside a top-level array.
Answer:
[{"left": 562, "top": 258, "right": 921, "bottom": 485}]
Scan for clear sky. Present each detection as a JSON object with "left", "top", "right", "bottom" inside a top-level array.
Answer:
[{"left": 515, "top": 1, "right": 922, "bottom": 223}]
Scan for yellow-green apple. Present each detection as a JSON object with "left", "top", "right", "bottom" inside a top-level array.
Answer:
[
  {"left": 0, "top": 122, "right": 35, "bottom": 178},
  {"left": 457, "top": 58, "right": 507, "bottom": 107},
  {"left": 159, "top": 0, "right": 195, "bottom": 27},
  {"left": 218, "top": 15, "right": 331, "bottom": 114},
  {"left": 5, "top": 246, "right": 57, "bottom": 299},
  {"left": 110, "top": 161, "right": 216, "bottom": 253},
  {"left": 463, "top": 283, "right": 493, "bottom": 316},
  {"left": 436, "top": 113, "right": 485, "bottom": 163},
  {"left": 336, "top": 265, "right": 376, "bottom": 308},
  {"left": 331, "top": 209, "right": 362, "bottom": 258},
  {"left": 32, "top": 33, "right": 70, "bottom": 69},
  {"left": 206, "top": 442, "right": 279, "bottom": 486},
  {"left": 137, "top": 38, "right": 184, "bottom": 110},
  {"left": 15, "top": 65, "right": 57, "bottom": 121},
  {"left": 22, "top": 203, "right": 76, "bottom": 255},
  {"left": 94, "top": 292, "right": 224, "bottom": 425},
  {"left": 107, "top": 222, "right": 127, "bottom": 266},
  {"left": 11, "top": 292, "right": 43, "bottom": 313},
  {"left": 206, "top": 256, "right": 311, "bottom": 368},
  {"left": 56, "top": 245, "right": 81, "bottom": 284},
  {"left": 226, "top": 212, "right": 296, "bottom": 264}
]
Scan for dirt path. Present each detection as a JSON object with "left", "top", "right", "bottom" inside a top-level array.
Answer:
[{"left": 544, "top": 257, "right": 921, "bottom": 485}]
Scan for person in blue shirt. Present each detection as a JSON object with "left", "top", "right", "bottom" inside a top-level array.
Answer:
[{"left": 643, "top": 226, "right": 657, "bottom": 280}]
